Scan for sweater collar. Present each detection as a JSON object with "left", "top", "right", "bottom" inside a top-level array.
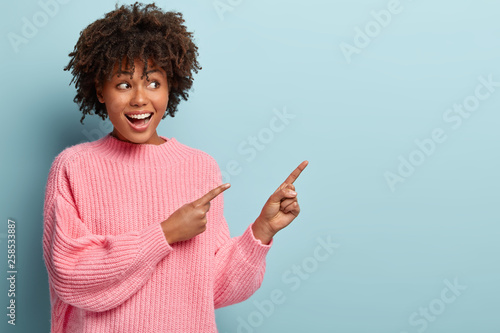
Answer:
[{"left": 92, "top": 133, "right": 191, "bottom": 167}]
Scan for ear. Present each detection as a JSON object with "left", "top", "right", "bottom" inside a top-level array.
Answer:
[{"left": 95, "top": 80, "right": 105, "bottom": 104}]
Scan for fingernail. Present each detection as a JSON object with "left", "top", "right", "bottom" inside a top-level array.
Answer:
[{"left": 290, "top": 191, "right": 297, "bottom": 196}]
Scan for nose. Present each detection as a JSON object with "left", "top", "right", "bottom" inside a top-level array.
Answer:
[{"left": 130, "top": 86, "right": 148, "bottom": 107}]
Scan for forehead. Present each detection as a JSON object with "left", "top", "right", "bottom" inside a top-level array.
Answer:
[{"left": 111, "top": 58, "right": 165, "bottom": 76}]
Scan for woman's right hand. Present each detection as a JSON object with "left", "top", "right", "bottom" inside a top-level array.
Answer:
[{"left": 160, "top": 183, "right": 230, "bottom": 244}]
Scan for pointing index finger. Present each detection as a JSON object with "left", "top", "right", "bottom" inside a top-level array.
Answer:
[
  {"left": 283, "top": 160, "right": 309, "bottom": 185},
  {"left": 197, "top": 183, "right": 231, "bottom": 205}
]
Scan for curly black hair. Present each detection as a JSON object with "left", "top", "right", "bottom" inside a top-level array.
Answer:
[{"left": 64, "top": 2, "right": 201, "bottom": 123}]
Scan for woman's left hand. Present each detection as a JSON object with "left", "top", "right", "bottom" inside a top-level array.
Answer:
[{"left": 252, "top": 160, "right": 308, "bottom": 244}]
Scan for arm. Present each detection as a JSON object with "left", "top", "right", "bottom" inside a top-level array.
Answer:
[
  {"left": 202, "top": 160, "right": 271, "bottom": 308},
  {"left": 213, "top": 160, "right": 308, "bottom": 308},
  {"left": 42, "top": 156, "right": 172, "bottom": 313},
  {"left": 213, "top": 218, "right": 272, "bottom": 309}
]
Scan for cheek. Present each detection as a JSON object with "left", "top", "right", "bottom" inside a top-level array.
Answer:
[
  {"left": 104, "top": 96, "right": 127, "bottom": 114},
  {"left": 163, "top": 92, "right": 170, "bottom": 108},
  {"left": 153, "top": 95, "right": 169, "bottom": 111},
  {"left": 160, "top": 86, "right": 170, "bottom": 108},
  {"left": 106, "top": 109, "right": 124, "bottom": 128}
]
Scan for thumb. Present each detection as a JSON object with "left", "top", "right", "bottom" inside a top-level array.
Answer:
[{"left": 268, "top": 184, "right": 297, "bottom": 204}]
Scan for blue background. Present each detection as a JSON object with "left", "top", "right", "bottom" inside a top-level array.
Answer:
[{"left": 1, "top": 0, "right": 499, "bottom": 332}]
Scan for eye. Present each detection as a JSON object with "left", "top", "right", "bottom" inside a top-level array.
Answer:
[
  {"left": 148, "top": 81, "right": 160, "bottom": 89},
  {"left": 117, "top": 82, "right": 130, "bottom": 90}
]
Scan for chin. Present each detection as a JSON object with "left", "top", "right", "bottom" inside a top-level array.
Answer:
[{"left": 113, "top": 129, "right": 154, "bottom": 144}]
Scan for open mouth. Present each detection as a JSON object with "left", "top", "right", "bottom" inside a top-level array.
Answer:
[{"left": 125, "top": 113, "right": 153, "bottom": 126}]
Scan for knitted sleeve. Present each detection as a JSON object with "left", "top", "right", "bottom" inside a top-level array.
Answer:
[
  {"left": 209, "top": 161, "right": 273, "bottom": 308},
  {"left": 213, "top": 219, "right": 273, "bottom": 308},
  {"left": 42, "top": 152, "right": 173, "bottom": 313}
]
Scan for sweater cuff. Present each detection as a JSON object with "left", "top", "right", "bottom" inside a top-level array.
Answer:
[
  {"left": 136, "top": 223, "right": 173, "bottom": 269},
  {"left": 237, "top": 223, "right": 273, "bottom": 267}
]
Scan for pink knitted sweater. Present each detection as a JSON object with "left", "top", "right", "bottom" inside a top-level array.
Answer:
[{"left": 42, "top": 133, "right": 272, "bottom": 332}]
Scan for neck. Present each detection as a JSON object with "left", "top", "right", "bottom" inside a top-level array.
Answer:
[{"left": 110, "top": 130, "right": 166, "bottom": 145}]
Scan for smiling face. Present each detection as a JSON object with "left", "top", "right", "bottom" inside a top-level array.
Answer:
[{"left": 96, "top": 58, "right": 169, "bottom": 145}]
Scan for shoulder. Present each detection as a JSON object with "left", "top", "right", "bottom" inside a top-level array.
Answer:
[
  {"left": 44, "top": 139, "right": 104, "bottom": 207},
  {"left": 172, "top": 139, "right": 223, "bottom": 185},
  {"left": 174, "top": 139, "right": 220, "bottom": 169},
  {"left": 48, "top": 137, "right": 107, "bottom": 175}
]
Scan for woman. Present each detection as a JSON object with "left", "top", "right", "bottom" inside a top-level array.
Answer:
[{"left": 43, "top": 3, "right": 307, "bottom": 332}]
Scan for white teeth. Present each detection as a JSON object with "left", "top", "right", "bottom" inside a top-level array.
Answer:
[{"left": 127, "top": 113, "right": 152, "bottom": 119}]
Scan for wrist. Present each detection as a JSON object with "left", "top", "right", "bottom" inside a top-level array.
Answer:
[
  {"left": 252, "top": 218, "right": 276, "bottom": 245},
  {"left": 161, "top": 220, "right": 177, "bottom": 245}
]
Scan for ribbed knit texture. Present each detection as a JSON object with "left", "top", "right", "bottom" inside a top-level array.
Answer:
[{"left": 42, "top": 133, "right": 272, "bottom": 333}]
